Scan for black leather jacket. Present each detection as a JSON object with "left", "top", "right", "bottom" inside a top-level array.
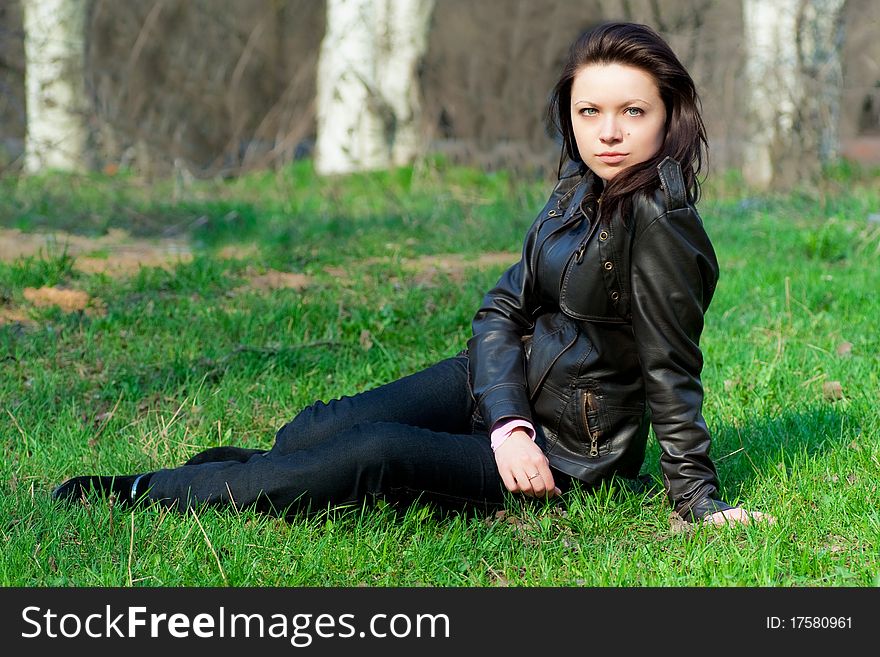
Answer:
[{"left": 467, "top": 157, "right": 731, "bottom": 521}]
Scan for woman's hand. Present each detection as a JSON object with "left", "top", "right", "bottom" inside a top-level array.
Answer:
[
  {"left": 494, "top": 430, "right": 561, "bottom": 498},
  {"left": 703, "top": 507, "right": 776, "bottom": 526}
]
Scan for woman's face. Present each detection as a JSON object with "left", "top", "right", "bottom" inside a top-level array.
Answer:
[{"left": 569, "top": 63, "right": 666, "bottom": 181}]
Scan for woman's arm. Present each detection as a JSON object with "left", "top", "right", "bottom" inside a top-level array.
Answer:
[
  {"left": 468, "top": 163, "right": 583, "bottom": 498},
  {"left": 468, "top": 163, "right": 582, "bottom": 430},
  {"left": 631, "top": 198, "right": 773, "bottom": 526},
  {"left": 629, "top": 195, "right": 727, "bottom": 520}
]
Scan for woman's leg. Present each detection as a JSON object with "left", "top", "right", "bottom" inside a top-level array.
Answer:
[
  {"left": 144, "top": 354, "right": 495, "bottom": 513},
  {"left": 54, "top": 354, "right": 499, "bottom": 513},
  {"left": 180, "top": 355, "right": 476, "bottom": 466},
  {"left": 269, "top": 353, "right": 477, "bottom": 455},
  {"left": 164, "top": 354, "right": 475, "bottom": 469},
  {"left": 184, "top": 446, "right": 267, "bottom": 465},
  {"left": 146, "top": 421, "right": 504, "bottom": 515}
]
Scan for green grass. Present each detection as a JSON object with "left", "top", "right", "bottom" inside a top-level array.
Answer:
[{"left": 1, "top": 158, "right": 878, "bottom": 586}]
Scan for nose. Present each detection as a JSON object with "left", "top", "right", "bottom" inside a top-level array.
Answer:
[{"left": 599, "top": 116, "right": 622, "bottom": 144}]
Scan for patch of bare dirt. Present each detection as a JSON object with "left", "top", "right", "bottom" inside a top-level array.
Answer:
[
  {"left": 0, "top": 305, "right": 34, "bottom": 327},
  {"left": 23, "top": 286, "right": 106, "bottom": 316},
  {"left": 668, "top": 512, "right": 694, "bottom": 535},
  {"left": 23, "top": 287, "right": 89, "bottom": 312},
  {"left": 324, "top": 251, "right": 517, "bottom": 285},
  {"left": 401, "top": 252, "right": 516, "bottom": 285},
  {"left": 216, "top": 244, "right": 261, "bottom": 260},
  {"left": 233, "top": 268, "right": 312, "bottom": 294},
  {"left": 0, "top": 228, "right": 192, "bottom": 276},
  {"left": 1, "top": 226, "right": 517, "bottom": 306},
  {"left": 0, "top": 285, "right": 106, "bottom": 326}
]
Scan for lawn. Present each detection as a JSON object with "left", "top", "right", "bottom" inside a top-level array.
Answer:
[{"left": 1, "top": 159, "right": 878, "bottom": 586}]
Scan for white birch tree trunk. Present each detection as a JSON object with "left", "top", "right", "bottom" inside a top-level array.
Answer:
[
  {"left": 743, "top": 0, "right": 846, "bottom": 189},
  {"left": 315, "top": 0, "right": 434, "bottom": 175},
  {"left": 23, "top": 0, "right": 90, "bottom": 173},
  {"left": 796, "top": 0, "right": 846, "bottom": 166}
]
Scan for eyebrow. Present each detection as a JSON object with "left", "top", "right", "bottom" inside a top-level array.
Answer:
[{"left": 572, "top": 98, "right": 653, "bottom": 106}]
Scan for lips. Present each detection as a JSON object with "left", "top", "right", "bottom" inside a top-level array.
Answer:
[{"left": 596, "top": 152, "right": 628, "bottom": 164}]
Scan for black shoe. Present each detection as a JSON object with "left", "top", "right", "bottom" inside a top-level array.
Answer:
[
  {"left": 51, "top": 474, "right": 149, "bottom": 506},
  {"left": 184, "top": 446, "right": 266, "bottom": 466}
]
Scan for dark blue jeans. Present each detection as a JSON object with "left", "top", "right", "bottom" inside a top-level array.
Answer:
[{"left": 147, "top": 354, "right": 566, "bottom": 516}]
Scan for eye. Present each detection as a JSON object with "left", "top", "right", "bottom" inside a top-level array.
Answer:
[
  {"left": 579, "top": 107, "right": 598, "bottom": 116},
  {"left": 624, "top": 107, "right": 644, "bottom": 117}
]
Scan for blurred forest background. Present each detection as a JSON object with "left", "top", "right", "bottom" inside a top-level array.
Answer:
[{"left": 1, "top": 0, "right": 878, "bottom": 186}]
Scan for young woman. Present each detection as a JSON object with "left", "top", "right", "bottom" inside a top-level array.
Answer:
[{"left": 54, "top": 22, "right": 772, "bottom": 527}]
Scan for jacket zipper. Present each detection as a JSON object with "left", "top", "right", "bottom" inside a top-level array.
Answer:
[{"left": 582, "top": 390, "right": 600, "bottom": 457}]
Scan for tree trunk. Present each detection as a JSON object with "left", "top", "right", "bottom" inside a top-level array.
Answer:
[
  {"left": 315, "top": 0, "right": 435, "bottom": 175},
  {"left": 742, "top": 0, "right": 846, "bottom": 189},
  {"left": 23, "top": 0, "right": 90, "bottom": 173}
]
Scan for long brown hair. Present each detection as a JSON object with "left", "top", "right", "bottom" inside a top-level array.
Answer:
[{"left": 547, "top": 22, "right": 708, "bottom": 221}]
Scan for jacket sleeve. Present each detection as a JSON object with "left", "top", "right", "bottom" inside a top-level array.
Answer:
[
  {"left": 467, "top": 163, "right": 582, "bottom": 430},
  {"left": 630, "top": 198, "right": 726, "bottom": 520}
]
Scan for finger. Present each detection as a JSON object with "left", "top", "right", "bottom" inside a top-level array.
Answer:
[
  {"left": 536, "top": 460, "right": 555, "bottom": 492},
  {"left": 499, "top": 469, "right": 520, "bottom": 494},
  {"left": 704, "top": 508, "right": 775, "bottom": 526},
  {"left": 748, "top": 511, "right": 776, "bottom": 525},
  {"left": 528, "top": 475, "right": 547, "bottom": 498},
  {"left": 530, "top": 482, "right": 562, "bottom": 499},
  {"left": 522, "top": 460, "right": 554, "bottom": 498},
  {"left": 706, "top": 509, "right": 743, "bottom": 525},
  {"left": 516, "top": 470, "right": 543, "bottom": 497},
  {"left": 527, "top": 472, "right": 557, "bottom": 498}
]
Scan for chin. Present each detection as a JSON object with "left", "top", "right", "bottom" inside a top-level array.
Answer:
[{"left": 595, "top": 167, "right": 623, "bottom": 182}]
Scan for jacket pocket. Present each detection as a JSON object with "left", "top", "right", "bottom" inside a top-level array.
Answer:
[
  {"left": 579, "top": 388, "right": 604, "bottom": 458},
  {"left": 549, "top": 383, "right": 609, "bottom": 460},
  {"left": 524, "top": 314, "right": 579, "bottom": 401}
]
